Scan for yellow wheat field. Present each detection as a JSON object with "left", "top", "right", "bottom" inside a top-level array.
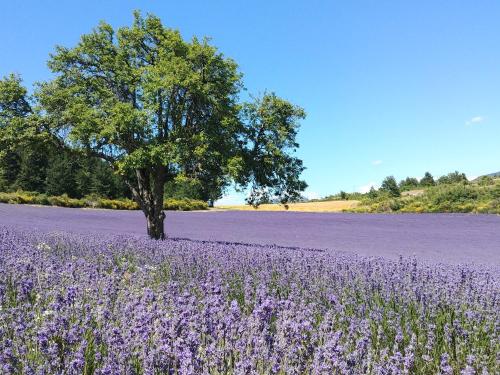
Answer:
[{"left": 216, "top": 200, "right": 359, "bottom": 212}]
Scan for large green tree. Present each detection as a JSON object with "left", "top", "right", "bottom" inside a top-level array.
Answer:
[{"left": 2, "top": 12, "right": 307, "bottom": 239}]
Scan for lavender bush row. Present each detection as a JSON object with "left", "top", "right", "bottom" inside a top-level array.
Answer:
[{"left": 0, "top": 227, "right": 498, "bottom": 374}]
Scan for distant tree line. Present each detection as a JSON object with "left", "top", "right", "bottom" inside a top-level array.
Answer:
[
  {"left": 352, "top": 172, "right": 499, "bottom": 214},
  {"left": 327, "top": 171, "right": 470, "bottom": 201},
  {"left": 0, "top": 136, "right": 240, "bottom": 203},
  {"left": 325, "top": 171, "right": 500, "bottom": 214},
  {"left": 372, "top": 171, "right": 468, "bottom": 198},
  {"left": 377, "top": 171, "right": 468, "bottom": 198},
  {"left": 397, "top": 171, "right": 467, "bottom": 191},
  {"left": 0, "top": 145, "right": 129, "bottom": 199}
]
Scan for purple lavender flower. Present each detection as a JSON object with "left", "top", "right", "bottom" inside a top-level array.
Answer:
[{"left": 0, "top": 226, "right": 498, "bottom": 373}]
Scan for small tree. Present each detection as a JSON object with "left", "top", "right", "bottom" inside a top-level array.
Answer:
[
  {"left": 380, "top": 176, "right": 401, "bottom": 197},
  {"left": 420, "top": 172, "right": 436, "bottom": 187},
  {"left": 367, "top": 186, "right": 378, "bottom": 199},
  {"left": 437, "top": 171, "right": 468, "bottom": 185},
  {"left": 399, "top": 177, "right": 419, "bottom": 191}
]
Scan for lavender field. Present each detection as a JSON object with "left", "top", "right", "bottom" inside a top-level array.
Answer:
[
  {"left": 0, "top": 226, "right": 499, "bottom": 374},
  {"left": 1, "top": 205, "right": 499, "bottom": 374},
  {"left": 1, "top": 203, "right": 500, "bottom": 265}
]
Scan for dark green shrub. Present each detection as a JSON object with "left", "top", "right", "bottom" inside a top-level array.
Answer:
[
  {"left": 431, "top": 185, "right": 478, "bottom": 207},
  {"left": 164, "top": 198, "right": 208, "bottom": 211},
  {"left": 0, "top": 191, "right": 209, "bottom": 211},
  {"left": 97, "top": 198, "right": 139, "bottom": 210},
  {"left": 389, "top": 199, "right": 403, "bottom": 211},
  {"left": 477, "top": 176, "right": 495, "bottom": 186},
  {"left": 47, "top": 194, "right": 85, "bottom": 208}
]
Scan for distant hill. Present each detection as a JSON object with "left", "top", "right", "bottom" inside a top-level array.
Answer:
[
  {"left": 484, "top": 171, "right": 500, "bottom": 178},
  {"left": 347, "top": 178, "right": 500, "bottom": 214},
  {"left": 473, "top": 171, "right": 500, "bottom": 181}
]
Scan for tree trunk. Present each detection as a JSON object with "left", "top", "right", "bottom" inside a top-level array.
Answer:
[
  {"left": 146, "top": 209, "right": 166, "bottom": 240},
  {"left": 126, "top": 166, "right": 168, "bottom": 240}
]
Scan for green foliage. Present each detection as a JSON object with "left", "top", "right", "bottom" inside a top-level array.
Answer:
[
  {"left": 0, "top": 12, "right": 307, "bottom": 238},
  {"left": 0, "top": 74, "right": 129, "bottom": 200},
  {"left": 0, "top": 191, "right": 207, "bottom": 211},
  {"left": 341, "top": 170, "right": 500, "bottom": 214},
  {"left": 237, "top": 93, "right": 308, "bottom": 207},
  {"left": 163, "top": 198, "right": 208, "bottom": 211},
  {"left": 350, "top": 178, "right": 500, "bottom": 214},
  {"left": 0, "top": 147, "right": 129, "bottom": 199},
  {"left": 0, "top": 191, "right": 43, "bottom": 205},
  {"left": 437, "top": 171, "right": 468, "bottom": 185},
  {"left": 91, "top": 198, "right": 138, "bottom": 210},
  {"left": 75, "top": 158, "right": 128, "bottom": 199},
  {"left": 164, "top": 175, "right": 203, "bottom": 200},
  {"left": 398, "top": 177, "right": 419, "bottom": 191},
  {"left": 0, "top": 73, "right": 32, "bottom": 125},
  {"left": 0, "top": 74, "right": 49, "bottom": 193},
  {"left": 419, "top": 172, "right": 435, "bottom": 187},
  {"left": 477, "top": 176, "right": 495, "bottom": 186},
  {"left": 45, "top": 152, "right": 79, "bottom": 197},
  {"left": 0, "top": 191, "right": 85, "bottom": 208},
  {"left": 47, "top": 194, "right": 86, "bottom": 208},
  {"left": 0, "top": 150, "right": 20, "bottom": 188},
  {"left": 431, "top": 184, "right": 478, "bottom": 207},
  {"left": 380, "top": 176, "right": 401, "bottom": 197},
  {"left": 367, "top": 186, "right": 378, "bottom": 199}
]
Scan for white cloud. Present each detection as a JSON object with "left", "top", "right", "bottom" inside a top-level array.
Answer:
[
  {"left": 371, "top": 160, "right": 383, "bottom": 166},
  {"left": 358, "top": 182, "right": 379, "bottom": 194},
  {"left": 465, "top": 116, "right": 485, "bottom": 126}
]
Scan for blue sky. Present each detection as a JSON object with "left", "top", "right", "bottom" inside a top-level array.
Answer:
[{"left": 1, "top": 1, "right": 499, "bottom": 203}]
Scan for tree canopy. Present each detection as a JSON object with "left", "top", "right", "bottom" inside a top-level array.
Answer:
[
  {"left": 380, "top": 176, "right": 401, "bottom": 197},
  {"left": 398, "top": 177, "right": 419, "bottom": 191},
  {"left": 0, "top": 12, "right": 307, "bottom": 239},
  {"left": 437, "top": 171, "right": 468, "bottom": 185},
  {"left": 420, "top": 172, "right": 436, "bottom": 187}
]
